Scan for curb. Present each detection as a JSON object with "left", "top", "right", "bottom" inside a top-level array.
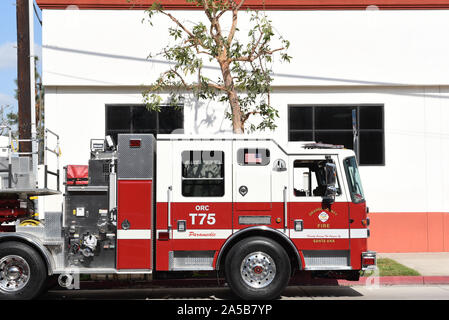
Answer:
[{"left": 338, "top": 276, "right": 449, "bottom": 286}]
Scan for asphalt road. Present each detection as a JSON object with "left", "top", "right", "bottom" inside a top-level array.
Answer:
[{"left": 40, "top": 284, "right": 449, "bottom": 300}]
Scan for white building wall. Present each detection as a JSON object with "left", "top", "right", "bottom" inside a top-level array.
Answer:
[
  {"left": 42, "top": 9, "right": 449, "bottom": 87},
  {"left": 40, "top": 9, "right": 449, "bottom": 214}
]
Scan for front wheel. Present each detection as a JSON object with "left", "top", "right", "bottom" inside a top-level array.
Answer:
[
  {"left": 0, "top": 242, "right": 48, "bottom": 300},
  {"left": 225, "top": 237, "right": 291, "bottom": 300}
]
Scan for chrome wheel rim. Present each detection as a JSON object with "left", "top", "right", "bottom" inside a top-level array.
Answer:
[
  {"left": 0, "top": 255, "right": 30, "bottom": 292},
  {"left": 240, "top": 251, "right": 276, "bottom": 289}
]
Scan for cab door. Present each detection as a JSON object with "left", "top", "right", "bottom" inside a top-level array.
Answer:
[
  {"left": 288, "top": 155, "right": 351, "bottom": 269},
  {"left": 232, "top": 140, "right": 273, "bottom": 230},
  {"left": 167, "top": 140, "right": 233, "bottom": 270}
]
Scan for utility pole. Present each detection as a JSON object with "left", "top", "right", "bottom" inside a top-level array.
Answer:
[
  {"left": 16, "top": 0, "right": 31, "bottom": 154},
  {"left": 16, "top": 0, "right": 38, "bottom": 184},
  {"left": 28, "top": 0, "right": 38, "bottom": 178}
]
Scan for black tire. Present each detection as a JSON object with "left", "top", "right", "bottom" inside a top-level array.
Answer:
[
  {"left": 225, "top": 237, "right": 291, "bottom": 300},
  {"left": 0, "top": 241, "right": 48, "bottom": 300}
]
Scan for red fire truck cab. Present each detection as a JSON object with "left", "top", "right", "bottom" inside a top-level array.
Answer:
[{"left": 0, "top": 133, "right": 376, "bottom": 300}]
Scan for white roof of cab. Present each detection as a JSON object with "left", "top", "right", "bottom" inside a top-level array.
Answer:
[{"left": 157, "top": 134, "right": 357, "bottom": 158}]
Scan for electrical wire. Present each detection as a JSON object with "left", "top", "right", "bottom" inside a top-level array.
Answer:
[{"left": 33, "top": 2, "right": 42, "bottom": 26}]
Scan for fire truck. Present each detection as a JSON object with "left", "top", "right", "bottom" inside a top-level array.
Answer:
[{"left": 0, "top": 130, "right": 376, "bottom": 300}]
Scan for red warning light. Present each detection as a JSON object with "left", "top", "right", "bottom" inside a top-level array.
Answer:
[{"left": 129, "top": 139, "right": 141, "bottom": 148}]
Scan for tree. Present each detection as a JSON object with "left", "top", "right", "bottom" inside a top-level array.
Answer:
[
  {"left": 12, "top": 57, "right": 44, "bottom": 136},
  {"left": 10, "top": 57, "right": 45, "bottom": 162},
  {"left": 34, "top": 57, "right": 45, "bottom": 164},
  {"left": 0, "top": 105, "right": 19, "bottom": 136},
  {"left": 142, "top": 0, "right": 291, "bottom": 133}
]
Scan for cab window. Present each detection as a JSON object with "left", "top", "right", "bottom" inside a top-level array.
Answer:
[
  {"left": 237, "top": 148, "right": 270, "bottom": 166},
  {"left": 181, "top": 150, "right": 224, "bottom": 197},
  {"left": 293, "top": 159, "right": 341, "bottom": 197},
  {"left": 343, "top": 156, "right": 365, "bottom": 203}
]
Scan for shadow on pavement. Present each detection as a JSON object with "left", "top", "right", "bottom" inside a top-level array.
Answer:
[
  {"left": 282, "top": 285, "right": 363, "bottom": 299},
  {"left": 40, "top": 284, "right": 363, "bottom": 300},
  {"left": 39, "top": 271, "right": 364, "bottom": 300},
  {"left": 40, "top": 286, "right": 236, "bottom": 300}
]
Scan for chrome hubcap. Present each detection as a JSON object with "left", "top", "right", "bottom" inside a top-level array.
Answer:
[
  {"left": 240, "top": 251, "right": 276, "bottom": 289},
  {"left": 0, "top": 255, "right": 30, "bottom": 292}
]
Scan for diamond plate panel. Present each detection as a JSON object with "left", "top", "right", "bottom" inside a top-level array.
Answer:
[
  {"left": 169, "top": 251, "right": 215, "bottom": 271},
  {"left": 117, "top": 134, "right": 155, "bottom": 179},
  {"left": 303, "top": 250, "right": 350, "bottom": 267}
]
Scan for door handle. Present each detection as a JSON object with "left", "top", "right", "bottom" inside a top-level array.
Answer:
[
  {"left": 167, "top": 186, "right": 173, "bottom": 233},
  {"left": 283, "top": 186, "right": 287, "bottom": 232}
]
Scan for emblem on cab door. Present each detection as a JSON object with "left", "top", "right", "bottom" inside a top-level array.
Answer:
[
  {"left": 239, "top": 185, "right": 248, "bottom": 196},
  {"left": 318, "top": 212, "right": 329, "bottom": 223}
]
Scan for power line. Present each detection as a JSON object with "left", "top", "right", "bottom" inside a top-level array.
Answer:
[{"left": 33, "top": 2, "right": 42, "bottom": 26}]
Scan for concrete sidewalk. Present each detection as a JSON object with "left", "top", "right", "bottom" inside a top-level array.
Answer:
[
  {"left": 378, "top": 252, "right": 449, "bottom": 276},
  {"left": 335, "top": 252, "right": 449, "bottom": 286}
]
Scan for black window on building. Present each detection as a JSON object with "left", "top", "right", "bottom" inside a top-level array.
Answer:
[
  {"left": 288, "top": 105, "right": 384, "bottom": 166},
  {"left": 106, "top": 105, "right": 184, "bottom": 144}
]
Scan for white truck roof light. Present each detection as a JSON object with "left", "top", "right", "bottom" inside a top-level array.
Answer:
[{"left": 303, "top": 143, "right": 345, "bottom": 149}]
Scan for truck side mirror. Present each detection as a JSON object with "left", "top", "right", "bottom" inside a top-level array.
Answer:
[{"left": 323, "top": 162, "right": 337, "bottom": 204}]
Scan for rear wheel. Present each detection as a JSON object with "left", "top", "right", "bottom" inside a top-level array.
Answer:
[
  {"left": 0, "top": 242, "right": 47, "bottom": 300},
  {"left": 225, "top": 237, "right": 291, "bottom": 300}
]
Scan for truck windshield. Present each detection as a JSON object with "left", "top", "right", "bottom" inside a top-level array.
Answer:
[{"left": 344, "top": 156, "right": 365, "bottom": 203}]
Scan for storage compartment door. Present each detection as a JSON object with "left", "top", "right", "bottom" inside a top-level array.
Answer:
[{"left": 117, "top": 180, "right": 152, "bottom": 270}]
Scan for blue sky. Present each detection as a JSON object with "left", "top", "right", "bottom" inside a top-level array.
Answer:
[{"left": 0, "top": 0, "right": 42, "bottom": 114}]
